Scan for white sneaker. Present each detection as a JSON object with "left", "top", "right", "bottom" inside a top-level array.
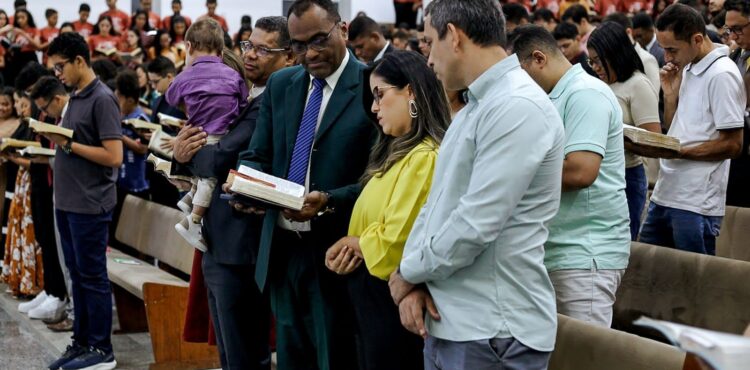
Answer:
[
  {"left": 177, "top": 192, "right": 193, "bottom": 215},
  {"left": 18, "top": 291, "right": 47, "bottom": 313},
  {"left": 28, "top": 296, "right": 66, "bottom": 320},
  {"left": 175, "top": 216, "right": 207, "bottom": 252}
]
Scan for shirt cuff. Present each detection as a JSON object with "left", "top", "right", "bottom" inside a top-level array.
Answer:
[
  {"left": 399, "top": 249, "right": 428, "bottom": 285},
  {"left": 564, "top": 142, "right": 605, "bottom": 157}
]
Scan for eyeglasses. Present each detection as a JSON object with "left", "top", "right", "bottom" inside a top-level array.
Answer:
[
  {"left": 290, "top": 23, "right": 339, "bottom": 55},
  {"left": 586, "top": 56, "right": 603, "bottom": 69},
  {"left": 53, "top": 59, "right": 71, "bottom": 73},
  {"left": 240, "top": 41, "right": 289, "bottom": 57},
  {"left": 724, "top": 21, "right": 750, "bottom": 36},
  {"left": 38, "top": 97, "right": 54, "bottom": 113},
  {"left": 372, "top": 85, "right": 398, "bottom": 105}
]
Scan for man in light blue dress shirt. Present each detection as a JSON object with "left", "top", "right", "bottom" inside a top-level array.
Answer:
[
  {"left": 508, "top": 25, "right": 631, "bottom": 328},
  {"left": 387, "top": 0, "right": 565, "bottom": 368}
]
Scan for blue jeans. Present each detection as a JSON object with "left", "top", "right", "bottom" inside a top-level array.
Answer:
[
  {"left": 625, "top": 165, "right": 648, "bottom": 241},
  {"left": 424, "top": 335, "right": 550, "bottom": 370},
  {"left": 639, "top": 203, "right": 722, "bottom": 255},
  {"left": 56, "top": 209, "right": 114, "bottom": 353}
]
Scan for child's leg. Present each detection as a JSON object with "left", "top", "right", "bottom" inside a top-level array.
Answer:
[{"left": 191, "top": 177, "right": 217, "bottom": 223}]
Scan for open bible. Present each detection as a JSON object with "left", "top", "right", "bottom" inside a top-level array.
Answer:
[
  {"left": 18, "top": 146, "right": 56, "bottom": 157},
  {"left": 634, "top": 317, "right": 750, "bottom": 370},
  {"left": 146, "top": 154, "right": 191, "bottom": 182},
  {"left": 148, "top": 129, "right": 175, "bottom": 159},
  {"left": 157, "top": 113, "right": 185, "bottom": 128},
  {"left": 123, "top": 119, "right": 161, "bottom": 131},
  {"left": 624, "top": 126, "right": 681, "bottom": 158},
  {"left": 226, "top": 165, "right": 305, "bottom": 211},
  {"left": 0, "top": 138, "right": 41, "bottom": 152},
  {"left": 27, "top": 118, "right": 74, "bottom": 139}
]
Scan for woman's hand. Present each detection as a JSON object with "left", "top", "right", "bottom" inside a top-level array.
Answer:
[
  {"left": 325, "top": 236, "right": 363, "bottom": 275},
  {"left": 172, "top": 125, "right": 207, "bottom": 164}
]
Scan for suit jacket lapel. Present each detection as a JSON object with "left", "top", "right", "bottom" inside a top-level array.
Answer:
[
  {"left": 284, "top": 69, "right": 309, "bottom": 175},
  {"left": 315, "top": 56, "right": 360, "bottom": 143}
]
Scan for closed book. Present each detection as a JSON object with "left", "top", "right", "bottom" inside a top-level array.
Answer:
[
  {"left": 227, "top": 165, "right": 305, "bottom": 211},
  {"left": 624, "top": 126, "right": 681, "bottom": 157},
  {"left": 148, "top": 129, "right": 174, "bottom": 159}
]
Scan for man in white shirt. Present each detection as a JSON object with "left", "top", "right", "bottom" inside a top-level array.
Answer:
[
  {"left": 640, "top": 3, "right": 745, "bottom": 255},
  {"left": 348, "top": 15, "right": 394, "bottom": 63}
]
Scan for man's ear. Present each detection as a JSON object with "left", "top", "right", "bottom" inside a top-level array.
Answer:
[
  {"left": 447, "top": 23, "right": 461, "bottom": 52},
  {"left": 531, "top": 50, "right": 548, "bottom": 67},
  {"left": 692, "top": 32, "right": 704, "bottom": 47}
]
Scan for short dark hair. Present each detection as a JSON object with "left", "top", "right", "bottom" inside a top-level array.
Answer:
[
  {"left": 503, "top": 3, "right": 530, "bottom": 25},
  {"left": 391, "top": 29, "right": 409, "bottom": 41},
  {"left": 532, "top": 8, "right": 556, "bottom": 23},
  {"left": 15, "top": 62, "right": 51, "bottom": 92},
  {"left": 425, "top": 0, "right": 506, "bottom": 47},
  {"left": 172, "top": 0, "right": 182, "bottom": 4},
  {"left": 631, "top": 12, "right": 654, "bottom": 29},
  {"left": 147, "top": 56, "right": 177, "bottom": 76},
  {"left": 207, "top": 0, "right": 218, "bottom": 4},
  {"left": 507, "top": 25, "right": 561, "bottom": 61},
  {"left": 92, "top": 59, "right": 117, "bottom": 83},
  {"left": 60, "top": 22, "right": 74, "bottom": 31},
  {"left": 604, "top": 12, "right": 633, "bottom": 29},
  {"left": 724, "top": 0, "right": 750, "bottom": 16},
  {"left": 561, "top": 4, "right": 588, "bottom": 24},
  {"left": 349, "top": 15, "right": 381, "bottom": 41},
  {"left": 255, "top": 16, "right": 291, "bottom": 48},
  {"left": 115, "top": 70, "right": 141, "bottom": 101},
  {"left": 48, "top": 32, "right": 91, "bottom": 65},
  {"left": 29, "top": 76, "right": 66, "bottom": 101},
  {"left": 14, "top": 0, "right": 27, "bottom": 8},
  {"left": 553, "top": 22, "right": 579, "bottom": 40},
  {"left": 79, "top": 3, "right": 91, "bottom": 13},
  {"left": 655, "top": 3, "right": 706, "bottom": 41},
  {"left": 45, "top": 8, "right": 57, "bottom": 18},
  {"left": 588, "top": 22, "right": 645, "bottom": 82},
  {"left": 287, "top": 0, "right": 341, "bottom": 23}
]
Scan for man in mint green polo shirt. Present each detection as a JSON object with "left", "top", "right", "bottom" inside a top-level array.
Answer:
[{"left": 509, "top": 25, "right": 630, "bottom": 327}]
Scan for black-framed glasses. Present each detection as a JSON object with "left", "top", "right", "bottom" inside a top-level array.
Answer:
[
  {"left": 38, "top": 97, "right": 54, "bottom": 113},
  {"left": 724, "top": 21, "right": 750, "bottom": 36},
  {"left": 587, "top": 56, "right": 603, "bottom": 69},
  {"left": 290, "top": 23, "right": 339, "bottom": 55},
  {"left": 53, "top": 59, "right": 71, "bottom": 73},
  {"left": 240, "top": 41, "right": 289, "bottom": 57},
  {"left": 148, "top": 76, "right": 164, "bottom": 87},
  {"left": 372, "top": 85, "right": 398, "bottom": 105}
]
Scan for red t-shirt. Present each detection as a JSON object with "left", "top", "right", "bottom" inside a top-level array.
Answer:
[
  {"left": 200, "top": 14, "right": 229, "bottom": 33},
  {"left": 89, "top": 34, "right": 121, "bottom": 54},
  {"left": 162, "top": 15, "right": 192, "bottom": 31},
  {"left": 617, "top": 0, "right": 653, "bottom": 13},
  {"left": 15, "top": 27, "right": 39, "bottom": 53},
  {"left": 73, "top": 21, "right": 94, "bottom": 39},
  {"left": 594, "top": 0, "right": 619, "bottom": 16},
  {"left": 100, "top": 9, "right": 131, "bottom": 34},
  {"left": 148, "top": 11, "right": 162, "bottom": 30},
  {"left": 39, "top": 26, "right": 59, "bottom": 44}
]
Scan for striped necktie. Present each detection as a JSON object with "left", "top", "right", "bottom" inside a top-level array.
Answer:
[{"left": 287, "top": 78, "right": 326, "bottom": 185}]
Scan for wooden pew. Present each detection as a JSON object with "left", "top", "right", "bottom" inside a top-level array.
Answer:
[{"left": 106, "top": 195, "right": 219, "bottom": 369}]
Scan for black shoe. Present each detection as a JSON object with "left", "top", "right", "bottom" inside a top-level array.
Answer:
[{"left": 48, "top": 342, "right": 86, "bottom": 370}]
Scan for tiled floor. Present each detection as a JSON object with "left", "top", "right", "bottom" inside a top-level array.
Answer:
[{"left": 0, "top": 283, "right": 154, "bottom": 369}]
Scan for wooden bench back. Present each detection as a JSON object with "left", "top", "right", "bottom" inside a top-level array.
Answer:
[
  {"left": 115, "top": 195, "right": 194, "bottom": 275},
  {"left": 717, "top": 206, "right": 750, "bottom": 263},
  {"left": 614, "top": 242, "right": 750, "bottom": 335},
  {"left": 550, "top": 315, "right": 684, "bottom": 370}
]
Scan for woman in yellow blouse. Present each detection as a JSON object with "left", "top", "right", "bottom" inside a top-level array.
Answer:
[{"left": 324, "top": 50, "right": 451, "bottom": 369}]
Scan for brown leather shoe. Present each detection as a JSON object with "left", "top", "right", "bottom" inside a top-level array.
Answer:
[{"left": 47, "top": 317, "right": 73, "bottom": 332}]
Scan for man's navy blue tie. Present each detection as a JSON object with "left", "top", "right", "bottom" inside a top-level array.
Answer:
[{"left": 287, "top": 77, "right": 326, "bottom": 185}]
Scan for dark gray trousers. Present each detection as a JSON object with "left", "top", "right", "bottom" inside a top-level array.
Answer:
[{"left": 424, "top": 335, "right": 551, "bottom": 370}]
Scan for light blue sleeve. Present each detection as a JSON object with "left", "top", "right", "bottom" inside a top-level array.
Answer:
[
  {"left": 400, "top": 98, "right": 557, "bottom": 283},
  {"left": 561, "top": 89, "right": 613, "bottom": 157}
]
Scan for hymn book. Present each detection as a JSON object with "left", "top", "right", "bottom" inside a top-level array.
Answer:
[
  {"left": 146, "top": 154, "right": 191, "bottom": 182},
  {"left": 634, "top": 317, "right": 750, "bottom": 370},
  {"left": 148, "top": 129, "right": 174, "bottom": 158},
  {"left": 624, "top": 126, "right": 681, "bottom": 157},
  {"left": 18, "top": 146, "right": 56, "bottom": 157},
  {"left": 0, "top": 138, "right": 41, "bottom": 152},
  {"left": 157, "top": 113, "right": 185, "bottom": 128},
  {"left": 95, "top": 46, "right": 118, "bottom": 56},
  {"left": 227, "top": 165, "right": 305, "bottom": 211},
  {"left": 27, "top": 118, "right": 74, "bottom": 139},
  {"left": 123, "top": 119, "right": 161, "bottom": 131}
]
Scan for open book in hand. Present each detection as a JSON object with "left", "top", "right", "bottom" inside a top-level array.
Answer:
[
  {"left": 123, "top": 119, "right": 161, "bottom": 131},
  {"left": 227, "top": 165, "right": 305, "bottom": 211},
  {"left": 148, "top": 129, "right": 174, "bottom": 159},
  {"left": 157, "top": 113, "right": 185, "bottom": 128},
  {"left": 0, "top": 138, "right": 41, "bottom": 152},
  {"left": 634, "top": 317, "right": 750, "bottom": 370},
  {"left": 146, "top": 153, "right": 191, "bottom": 182},
  {"left": 18, "top": 146, "right": 56, "bottom": 157},
  {"left": 26, "top": 118, "right": 74, "bottom": 139},
  {"left": 624, "top": 126, "right": 681, "bottom": 158}
]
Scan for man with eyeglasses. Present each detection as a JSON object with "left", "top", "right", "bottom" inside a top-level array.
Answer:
[
  {"left": 233, "top": 1, "right": 376, "bottom": 369},
  {"left": 724, "top": 0, "right": 750, "bottom": 71},
  {"left": 170, "top": 16, "right": 295, "bottom": 369}
]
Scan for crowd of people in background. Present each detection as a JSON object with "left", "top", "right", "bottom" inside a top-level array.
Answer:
[{"left": 0, "top": 0, "right": 747, "bottom": 369}]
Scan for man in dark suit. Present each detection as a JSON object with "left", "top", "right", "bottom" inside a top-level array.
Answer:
[
  {"left": 348, "top": 15, "right": 395, "bottom": 64},
  {"left": 171, "top": 16, "right": 295, "bottom": 370},
  {"left": 633, "top": 12, "right": 666, "bottom": 67},
  {"left": 237, "top": 1, "right": 376, "bottom": 369}
]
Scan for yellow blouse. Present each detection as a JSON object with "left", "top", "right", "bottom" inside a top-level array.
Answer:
[{"left": 348, "top": 140, "right": 438, "bottom": 280}]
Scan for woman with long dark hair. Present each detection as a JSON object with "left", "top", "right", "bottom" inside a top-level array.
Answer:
[
  {"left": 89, "top": 16, "right": 121, "bottom": 58},
  {"left": 169, "top": 15, "right": 188, "bottom": 50},
  {"left": 148, "top": 29, "right": 183, "bottom": 65},
  {"left": 324, "top": 50, "right": 451, "bottom": 369},
  {"left": 130, "top": 10, "right": 153, "bottom": 48},
  {"left": 0, "top": 10, "right": 41, "bottom": 86},
  {"left": 588, "top": 22, "right": 661, "bottom": 240}
]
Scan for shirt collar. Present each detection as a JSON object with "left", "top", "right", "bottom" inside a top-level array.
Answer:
[
  {"left": 60, "top": 101, "right": 69, "bottom": 121},
  {"left": 374, "top": 41, "right": 390, "bottom": 62},
  {"left": 687, "top": 43, "right": 730, "bottom": 76},
  {"left": 309, "top": 51, "right": 350, "bottom": 91},
  {"left": 467, "top": 54, "right": 520, "bottom": 102},
  {"left": 646, "top": 34, "right": 657, "bottom": 51},
  {"left": 71, "top": 78, "right": 101, "bottom": 99},
  {"left": 549, "top": 64, "right": 584, "bottom": 99},
  {"left": 191, "top": 55, "right": 222, "bottom": 66},
  {"left": 250, "top": 84, "right": 266, "bottom": 100}
]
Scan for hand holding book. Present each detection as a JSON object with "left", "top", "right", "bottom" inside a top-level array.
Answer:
[{"left": 281, "top": 191, "right": 329, "bottom": 222}]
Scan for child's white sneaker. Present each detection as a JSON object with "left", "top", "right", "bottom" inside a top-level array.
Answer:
[{"left": 174, "top": 215, "right": 207, "bottom": 252}]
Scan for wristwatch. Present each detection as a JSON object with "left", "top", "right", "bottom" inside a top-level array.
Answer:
[
  {"left": 317, "top": 191, "right": 336, "bottom": 216},
  {"left": 61, "top": 139, "right": 73, "bottom": 154}
]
